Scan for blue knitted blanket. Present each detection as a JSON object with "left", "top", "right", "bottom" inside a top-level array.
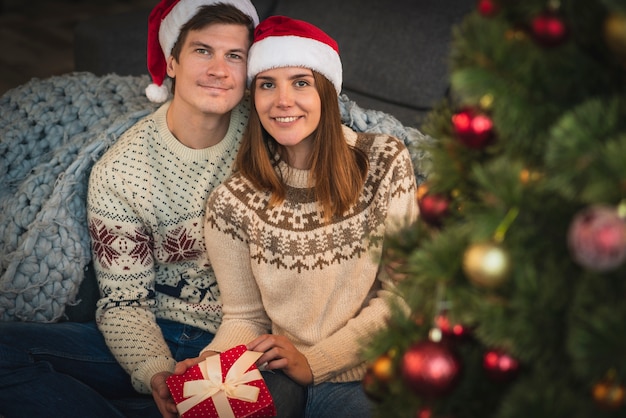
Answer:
[{"left": 0, "top": 72, "right": 433, "bottom": 323}]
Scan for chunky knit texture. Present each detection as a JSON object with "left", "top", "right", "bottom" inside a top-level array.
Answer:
[
  {"left": 86, "top": 99, "right": 249, "bottom": 393},
  {"left": 0, "top": 73, "right": 159, "bottom": 322},
  {"left": 203, "top": 126, "right": 419, "bottom": 384}
]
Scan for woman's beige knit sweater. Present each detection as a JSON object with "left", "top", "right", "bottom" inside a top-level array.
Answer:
[{"left": 203, "top": 126, "right": 419, "bottom": 384}]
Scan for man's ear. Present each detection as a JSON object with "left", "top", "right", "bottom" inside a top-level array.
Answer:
[{"left": 166, "top": 55, "right": 176, "bottom": 78}]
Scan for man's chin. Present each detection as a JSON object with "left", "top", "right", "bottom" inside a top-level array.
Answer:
[{"left": 200, "top": 101, "right": 237, "bottom": 116}]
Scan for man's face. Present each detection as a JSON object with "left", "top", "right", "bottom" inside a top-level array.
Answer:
[{"left": 167, "top": 23, "right": 250, "bottom": 116}]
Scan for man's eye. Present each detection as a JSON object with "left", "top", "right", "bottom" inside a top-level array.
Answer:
[
  {"left": 227, "top": 53, "right": 243, "bottom": 60},
  {"left": 196, "top": 48, "right": 210, "bottom": 55}
]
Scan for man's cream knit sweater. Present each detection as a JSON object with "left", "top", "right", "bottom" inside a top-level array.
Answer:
[{"left": 86, "top": 99, "right": 249, "bottom": 393}]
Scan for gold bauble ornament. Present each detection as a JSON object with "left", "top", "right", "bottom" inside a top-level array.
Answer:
[
  {"left": 604, "top": 13, "right": 626, "bottom": 67},
  {"left": 519, "top": 168, "right": 543, "bottom": 185},
  {"left": 462, "top": 242, "right": 512, "bottom": 288},
  {"left": 371, "top": 352, "right": 395, "bottom": 383}
]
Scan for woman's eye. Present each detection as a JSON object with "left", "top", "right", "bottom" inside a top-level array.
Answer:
[
  {"left": 295, "top": 80, "right": 310, "bottom": 87},
  {"left": 259, "top": 82, "right": 274, "bottom": 89}
]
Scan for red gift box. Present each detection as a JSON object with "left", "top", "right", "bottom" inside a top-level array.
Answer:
[{"left": 167, "top": 345, "right": 276, "bottom": 418}]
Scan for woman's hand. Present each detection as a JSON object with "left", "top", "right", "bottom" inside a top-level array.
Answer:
[{"left": 247, "top": 334, "right": 313, "bottom": 386}]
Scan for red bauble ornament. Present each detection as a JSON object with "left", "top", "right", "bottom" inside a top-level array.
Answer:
[
  {"left": 417, "top": 407, "right": 433, "bottom": 418},
  {"left": 567, "top": 205, "right": 626, "bottom": 272},
  {"left": 401, "top": 340, "right": 462, "bottom": 397},
  {"left": 477, "top": 0, "right": 499, "bottom": 17},
  {"left": 452, "top": 108, "right": 494, "bottom": 149},
  {"left": 482, "top": 349, "right": 520, "bottom": 382},
  {"left": 531, "top": 11, "right": 569, "bottom": 47},
  {"left": 417, "top": 184, "right": 450, "bottom": 227}
]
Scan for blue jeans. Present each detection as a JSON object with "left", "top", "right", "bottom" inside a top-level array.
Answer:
[
  {"left": 0, "top": 319, "right": 304, "bottom": 418},
  {"left": 0, "top": 319, "right": 209, "bottom": 417},
  {"left": 304, "top": 381, "right": 373, "bottom": 418}
]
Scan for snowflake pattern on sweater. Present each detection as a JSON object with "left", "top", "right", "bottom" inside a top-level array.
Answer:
[{"left": 86, "top": 99, "right": 249, "bottom": 393}]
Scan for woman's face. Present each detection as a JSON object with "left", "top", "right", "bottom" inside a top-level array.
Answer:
[{"left": 254, "top": 66, "right": 321, "bottom": 169}]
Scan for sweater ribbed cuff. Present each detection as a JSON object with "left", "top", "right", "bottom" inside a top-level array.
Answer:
[{"left": 133, "top": 356, "right": 177, "bottom": 394}]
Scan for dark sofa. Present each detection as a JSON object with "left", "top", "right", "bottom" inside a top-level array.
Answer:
[{"left": 63, "top": 0, "right": 474, "bottom": 322}]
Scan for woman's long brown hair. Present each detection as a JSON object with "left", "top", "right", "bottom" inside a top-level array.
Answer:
[{"left": 234, "top": 71, "right": 369, "bottom": 222}]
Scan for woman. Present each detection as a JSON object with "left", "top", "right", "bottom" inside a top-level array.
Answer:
[{"left": 201, "top": 15, "right": 419, "bottom": 417}]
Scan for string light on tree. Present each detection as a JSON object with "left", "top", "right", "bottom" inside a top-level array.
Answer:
[
  {"left": 434, "top": 313, "right": 470, "bottom": 340},
  {"left": 592, "top": 371, "right": 625, "bottom": 410},
  {"left": 482, "top": 348, "right": 520, "bottom": 382},
  {"left": 451, "top": 107, "right": 495, "bottom": 150},
  {"left": 604, "top": 12, "right": 626, "bottom": 67},
  {"left": 530, "top": 7, "right": 569, "bottom": 47}
]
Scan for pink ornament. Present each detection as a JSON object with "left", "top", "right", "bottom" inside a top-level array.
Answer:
[{"left": 568, "top": 205, "right": 626, "bottom": 272}]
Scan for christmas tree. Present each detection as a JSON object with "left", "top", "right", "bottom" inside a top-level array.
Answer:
[{"left": 364, "top": 0, "right": 626, "bottom": 417}]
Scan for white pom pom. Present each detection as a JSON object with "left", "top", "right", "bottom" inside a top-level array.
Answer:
[{"left": 145, "top": 83, "right": 169, "bottom": 103}]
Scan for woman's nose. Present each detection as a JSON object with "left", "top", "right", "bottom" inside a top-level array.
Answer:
[{"left": 276, "top": 85, "right": 293, "bottom": 107}]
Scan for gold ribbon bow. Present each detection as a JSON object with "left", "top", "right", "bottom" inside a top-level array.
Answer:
[{"left": 176, "top": 350, "right": 264, "bottom": 418}]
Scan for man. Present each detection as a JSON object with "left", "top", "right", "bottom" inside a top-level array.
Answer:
[
  {"left": 0, "top": 1, "right": 304, "bottom": 417},
  {"left": 87, "top": 0, "right": 259, "bottom": 416}
]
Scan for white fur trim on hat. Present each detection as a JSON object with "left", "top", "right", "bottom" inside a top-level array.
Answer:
[{"left": 247, "top": 35, "right": 343, "bottom": 94}]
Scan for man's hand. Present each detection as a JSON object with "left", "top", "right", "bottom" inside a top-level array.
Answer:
[
  {"left": 247, "top": 334, "right": 313, "bottom": 386},
  {"left": 150, "top": 371, "right": 178, "bottom": 418},
  {"left": 151, "top": 353, "right": 217, "bottom": 417}
]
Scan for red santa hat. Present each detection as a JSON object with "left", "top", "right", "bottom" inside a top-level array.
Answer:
[
  {"left": 247, "top": 15, "right": 343, "bottom": 95},
  {"left": 145, "top": 0, "right": 260, "bottom": 103}
]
